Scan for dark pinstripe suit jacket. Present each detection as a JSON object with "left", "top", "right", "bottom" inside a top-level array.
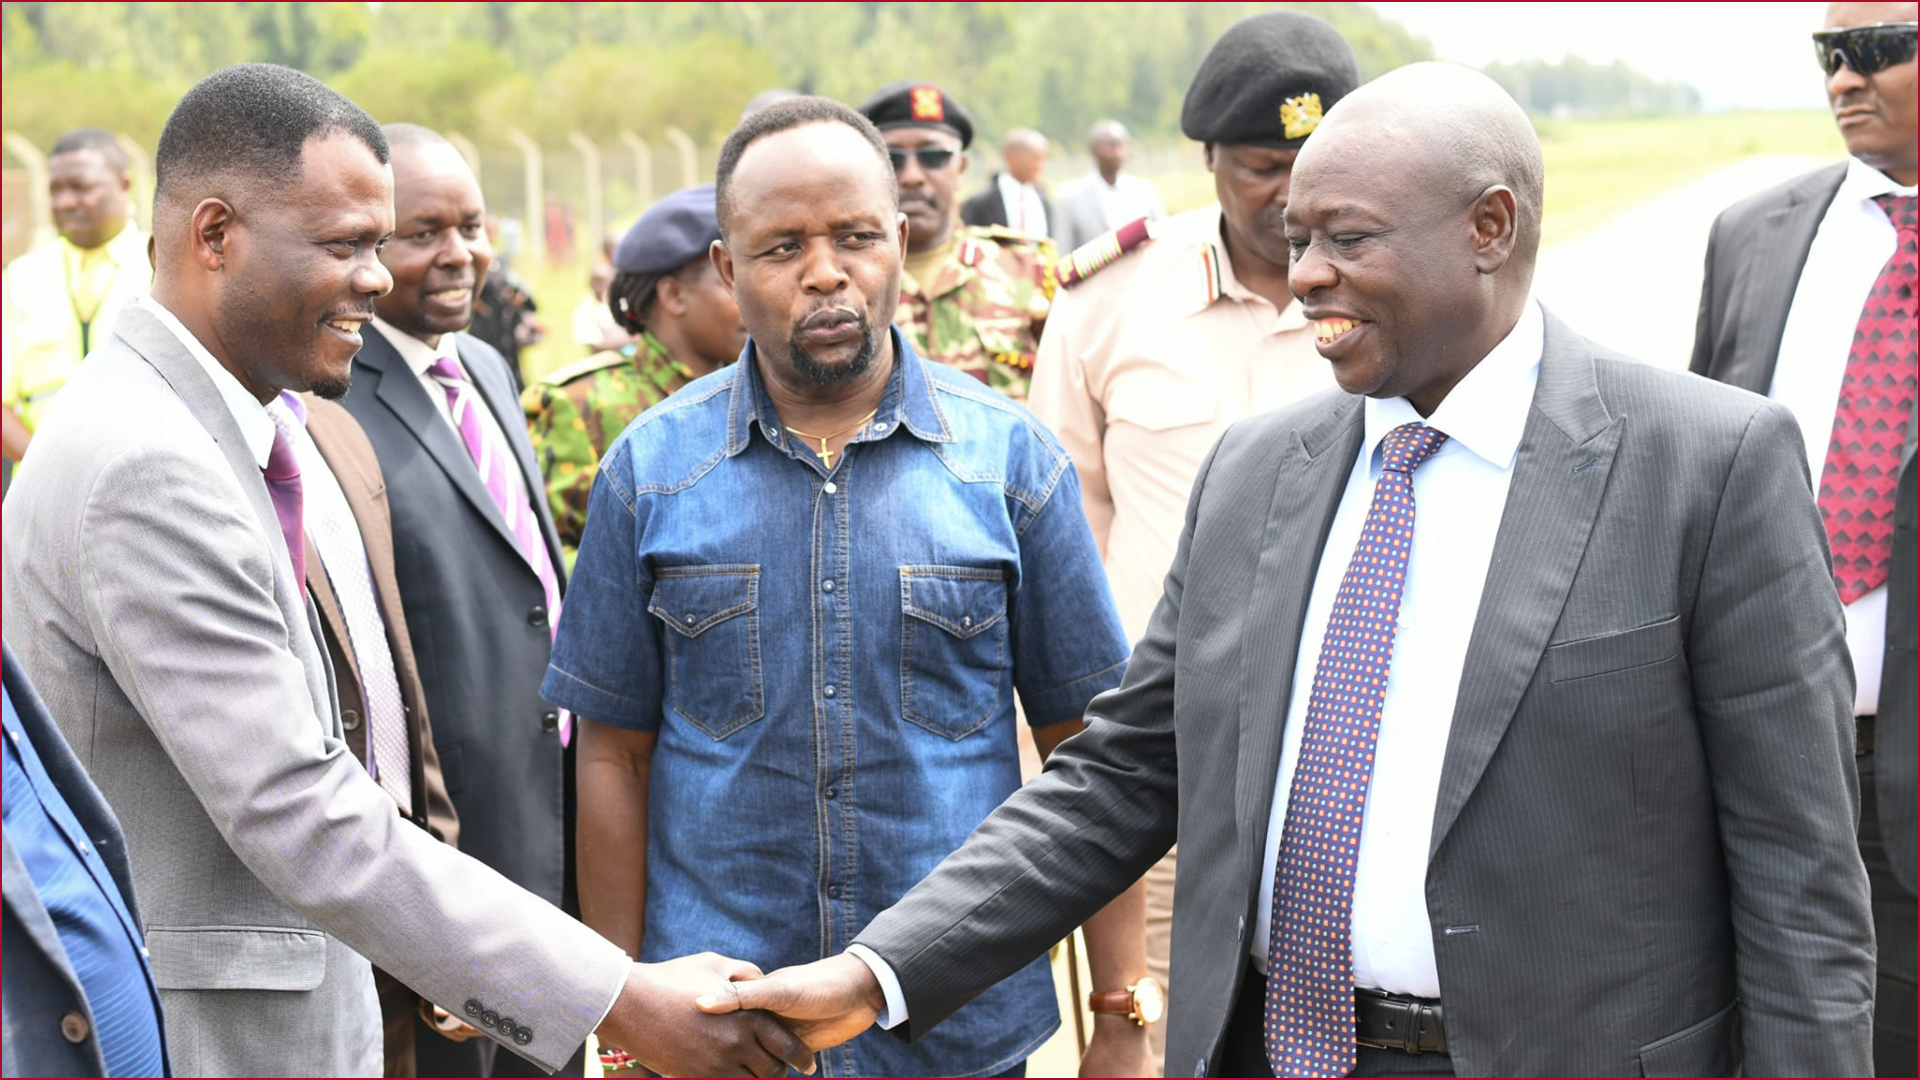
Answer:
[
  {"left": 1691, "top": 162, "right": 1918, "bottom": 896},
  {"left": 856, "top": 311, "right": 1875, "bottom": 1076}
]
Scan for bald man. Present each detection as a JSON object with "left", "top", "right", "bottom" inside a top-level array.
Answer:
[
  {"left": 700, "top": 63, "right": 1874, "bottom": 1078},
  {"left": 961, "top": 127, "right": 1053, "bottom": 237}
]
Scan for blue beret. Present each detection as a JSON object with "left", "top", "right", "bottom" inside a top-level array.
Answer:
[{"left": 613, "top": 183, "right": 720, "bottom": 275}]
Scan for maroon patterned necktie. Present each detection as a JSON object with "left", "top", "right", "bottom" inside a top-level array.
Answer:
[
  {"left": 1820, "top": 193, "right": 1918, "bottom": 604},
  {"left": 1266, "top": 423, "right": 1449, "bottom": 1078}
]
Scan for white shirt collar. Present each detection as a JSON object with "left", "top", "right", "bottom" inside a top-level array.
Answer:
[
  {"left": 1364, "top": 296, "right": 1544, "bottom": 472},
  {"left": 371, "top": 315, "right": 459, "bottom": 377},
  {"left": 137, "top": 295, "right": 277, "bottom": 470},
  {"left": 1842, "top": 156, "right": 1919, "bottom": 203}
]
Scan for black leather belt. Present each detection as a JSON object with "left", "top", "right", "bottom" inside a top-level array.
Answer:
[
  {"left": 1354, "top": 987, "right": 1447, "bottom": 1054},
  {"left": 1858, "top": 714, "right": 1876, "bottom": 756}
]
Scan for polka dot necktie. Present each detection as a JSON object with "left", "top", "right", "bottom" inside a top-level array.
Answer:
[
  {"left": 1266, "top": 422, "right": 1449, "bottom": 1078},
  {"left": 1819, "top": 193, "right": 1917, "bottom": 605}
]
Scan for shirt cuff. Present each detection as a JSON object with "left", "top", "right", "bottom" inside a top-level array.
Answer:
[{"left": 844, "top": 944, "right": 908, "bottom": 1030}]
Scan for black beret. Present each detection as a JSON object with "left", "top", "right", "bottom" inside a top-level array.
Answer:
[
  {"left": 613, "top": 183, "right": 720, "bottom": 275},
  {"left": 857, "top": 80, "right": 974, "bottom": 149},
  {"left": 1180, "top": 11, "right": 1360, "bottom": 147}
]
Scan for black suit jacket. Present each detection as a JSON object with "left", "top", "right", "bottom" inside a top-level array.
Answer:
[
  {"left": 341, "top": 327, "right": 570, "bottom": 909},
  {"left": 2, "top": 643, "right": 158, "bottom": 1079},
  {"left": 960, "top": 173, "right": 1052, "bottom": 234},
  {"left": 1691, "top": 162, "right": 1918, "bottom": 893},
  {"left": 857, "top": 313, "right": 1873, "bottom": 1077}
]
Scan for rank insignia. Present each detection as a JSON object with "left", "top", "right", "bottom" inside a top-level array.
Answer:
[
  {"left": 1280, "top": 92, "right": 1324, "bottom": 139},
  {"left": 910, "top": 86, "right": 945, "bottom": 123}
]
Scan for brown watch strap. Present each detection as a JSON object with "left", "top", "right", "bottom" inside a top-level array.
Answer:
[{"left": 1087, "top": 990, "right": 1134, "bottom": 1015}]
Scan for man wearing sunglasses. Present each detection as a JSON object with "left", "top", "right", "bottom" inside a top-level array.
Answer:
[
  {"left": 1692, "top": 5, "right": 1916, "bottom": 1075},
  {"left": 858, "top": 82, "right": 1058, "bottom": 403}
]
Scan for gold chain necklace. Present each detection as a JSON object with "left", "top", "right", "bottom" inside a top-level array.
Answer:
[{"left": 783, "top": 409, "right": 877, "bottom": 469}]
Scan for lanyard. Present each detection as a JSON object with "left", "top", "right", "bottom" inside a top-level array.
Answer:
[{"left": 62, "top": 243, "right": 122, "bottom": 357}]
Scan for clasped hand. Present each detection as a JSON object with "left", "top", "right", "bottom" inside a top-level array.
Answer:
[{"left": 594, "top": 952, "right": 831, "bottom": 1077}]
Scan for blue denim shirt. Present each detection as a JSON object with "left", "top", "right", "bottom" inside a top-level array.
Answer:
[{"left": 544, "top": 331, "right": 1129, "bottom": 1077}]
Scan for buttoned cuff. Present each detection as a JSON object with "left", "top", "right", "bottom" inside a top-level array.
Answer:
[{"left": 844, "top": 944, "right": 908, "bottom": 1030}]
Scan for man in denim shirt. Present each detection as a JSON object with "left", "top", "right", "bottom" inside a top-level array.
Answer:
[{"left": 544, "top": 97, "right": 1148, "bottom": 1078}]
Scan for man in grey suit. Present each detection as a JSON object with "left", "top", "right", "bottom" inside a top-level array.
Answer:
[
  {"left": 338, "top": 122, "right": 576, "bottom": 1080},
  {"left": 2, "top": 63, "right": 813, "bottom": 1079},
  {"left": 1052, "top": 120, "right": 1166, "bottom": 254},
  {"left": 1692, "top": 6, "right": 1917, "bottom": 1074},
  {"left": 701, "top": 63, "right": 1875, "bottom": 1077}
]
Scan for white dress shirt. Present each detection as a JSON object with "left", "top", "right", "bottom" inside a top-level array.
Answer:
[
  {"left": 855, "top": 300, "right": 1545, "bottom": 1021},
  {"left": 1090, "top": 171, "right": 1166, "bottom": 232},
  {"left": 1251, "top": 298, "right": 1544, "bottom": 998},
  {"left": 369, "top": 316, "right": 536, "bottom": 510},
  {"left": 138, "top": 296, "right": 275, "bottom": 469},
  {"left": 1769, "top": 157, "right": 1916, "bottom": 716},
  {"left": 996, "top": 172, "right": 1049, "bottom": 237}
]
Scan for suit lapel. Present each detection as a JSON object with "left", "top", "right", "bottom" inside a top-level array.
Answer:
[
  {"left": 356, "top": 327, "right": 523, "bottom": 556},
  {"left": 1233, "top": 396, "right": 1364, "bottom": 868},
  {"left": 1721, "top": 165, "right": 1845, "bottom": 394},
  {"left": 1428, "top": 312, "right": 1623, "bottom": 858},
  {"left": 302, "top": 535, "right": 360, "bottom": 692}
]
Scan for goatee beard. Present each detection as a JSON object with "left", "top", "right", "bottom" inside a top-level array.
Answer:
[{"left": 787, "top": 317, "right": 879, "bottom": 386}]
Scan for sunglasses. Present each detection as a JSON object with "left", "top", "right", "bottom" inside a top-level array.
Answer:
[
  {"left": 1813, "top": 23, "right": 1919, "bottom": 77},
  {"left": 887, "top": 147, "right": 958, "bottom": 173}
]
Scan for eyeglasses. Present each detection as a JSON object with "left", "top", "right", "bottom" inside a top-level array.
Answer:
[
  {"left": 887, "top": 147, "right": 958, "bottom": 173},
  {"left": 1813, "top": 23, "right": 1918, "bottom": 77}
]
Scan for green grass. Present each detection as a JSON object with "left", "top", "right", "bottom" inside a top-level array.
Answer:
[{"left": 1133, "top": 109, "right": 1844, "bottom": 247}]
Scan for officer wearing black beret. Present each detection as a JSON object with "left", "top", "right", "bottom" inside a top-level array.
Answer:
[
  {"left": 523, "top": 183, "right": 746, "bottom": 561},
  {"left": 1027, "top": 16, "right": 1361, "bottom": 1069},
  {"left": 855, "top": 80, "right": 1059, "bottom": 401}
]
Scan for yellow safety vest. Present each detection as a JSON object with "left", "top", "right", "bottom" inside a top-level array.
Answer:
[{"left": 2, "top": 223, "right": 151, "bottom": 432}]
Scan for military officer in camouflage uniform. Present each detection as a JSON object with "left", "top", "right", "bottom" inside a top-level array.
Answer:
[
  {"left": 523, "top": 183, "right": 744, "bottom": 564},
  {"left": 858, "top": 81, "right": 1057, "bottom": 402}
]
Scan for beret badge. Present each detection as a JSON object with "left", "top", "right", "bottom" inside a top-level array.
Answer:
[
  {"left": 910, "top": 86, "right": 945, "bottom": 123},
  {"left": 1280, "top": 93, "right": 1324, "bottom": 140}
]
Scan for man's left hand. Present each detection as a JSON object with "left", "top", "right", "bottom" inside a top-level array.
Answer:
[{"left": 1079, "top": 1017, "right": 1153, "bottom": 1078}]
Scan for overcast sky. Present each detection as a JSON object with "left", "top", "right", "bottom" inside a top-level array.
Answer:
[{"left": 1371, "top": 2, "right": 1835, "bottom": 111}]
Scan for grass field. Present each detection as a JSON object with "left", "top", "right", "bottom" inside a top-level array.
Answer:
[{"left": 513, "top": 109, "right": 1843, "bottom": 385}]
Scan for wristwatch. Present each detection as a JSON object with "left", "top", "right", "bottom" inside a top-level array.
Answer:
[{"left": 1088, "top": 976, "right": 1166, "bottom": 1027}]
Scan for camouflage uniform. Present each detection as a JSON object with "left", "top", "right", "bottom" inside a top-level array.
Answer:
[
  {"left": 522, "top": 332, "right": 695, "bottom": 564},
  {"left": 895, "top": 224, "right": 1058, "bottom": 401}
]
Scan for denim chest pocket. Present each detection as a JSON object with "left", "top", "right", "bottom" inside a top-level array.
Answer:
[
  {"left": 900, "top": 565, "right": 1010, "bottom": 740},
  {"left": 648, "top": 565, "right": 764, "bottom": 739}
]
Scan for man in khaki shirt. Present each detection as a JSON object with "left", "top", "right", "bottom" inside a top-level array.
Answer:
[{"left": 1027, "top": 12, "right": 1359, "bottom": 1070}]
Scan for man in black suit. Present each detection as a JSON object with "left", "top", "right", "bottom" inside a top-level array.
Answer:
[
  {"left": 340, "top": 123, "right": 577, "bottom": 1077},
  {"left": 701, "top": 62, "right": 1875, "bottom": 1078},
  {"left": 1692, "top": 5, "right": 1917, "bottom": 1074},
  {"left": 960, "top": 128, "right": 1053, "bottom": 236}
]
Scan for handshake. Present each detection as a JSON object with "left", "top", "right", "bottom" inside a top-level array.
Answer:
[{"left": 592, "top": 952, "right": 886, "bottom": 1078}]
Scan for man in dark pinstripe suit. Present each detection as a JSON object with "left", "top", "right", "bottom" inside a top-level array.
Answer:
[{"left": 708, "top": 63, "right": 1875, "bottom": 1078}]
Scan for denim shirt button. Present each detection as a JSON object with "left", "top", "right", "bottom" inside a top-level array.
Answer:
[
  {"left": 872, "top": 422, "right": 888, "bottom": 432},
  {"left": 683, "top": 614, "right": 695, "bottom": 625},
  {"left": 824, "top": 685, "right": 836, "bottom": 698},
  {"left": 962, "top": 616, "right": 972, "bottom": 628},
  {"left": 827, "top": 885, "right": 842, "bottom": 899},
  {"left": 823, "top": 579, "right": 835, "bottom": 592},
  {"left": 825, "top": 788, "right": 837, "bottom": 799},
  {"left": 823, "top": 481, "right": 838, "bottom": 494}
]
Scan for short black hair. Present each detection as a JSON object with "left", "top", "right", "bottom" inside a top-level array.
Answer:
[
  {"left": 714, "top": 95, "right": 895, "bottom": 240},
  {"left": 50, "top": 128, "right": 129, "bottom": 174},
  {"left": 156, "top": 63, "right": 387, "bottom": 206}
]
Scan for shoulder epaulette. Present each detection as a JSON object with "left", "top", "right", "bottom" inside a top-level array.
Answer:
[
  {"left": 538, "top": 348, "right": 633, "bottom": 388},
  {"left": 1054, "top": 217, "right": 1153, "bottom": 289}
]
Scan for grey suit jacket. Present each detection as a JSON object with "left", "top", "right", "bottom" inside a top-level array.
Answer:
[
  {"left": 856, "top": 312, "right": 1874, "bottom": 1076},
  {"left": 340, "top": 326, "right": 571, "bottom": 909},
  {"left": 1691, "top": 161, "right": 1918, "bottom": 892},
  {"left": 1, "top": 304, "right": 628, "bottom": 1077}
]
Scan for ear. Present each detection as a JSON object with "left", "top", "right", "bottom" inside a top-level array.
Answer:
[
  {"left": 190, "top": 197, "right": 237, "bottom": 271},
  {"left": 711, "top": 237, "right": 735, "bottom": 291},
  {"left": 957, "top": 149, "right": 970, "bottom": 178},
  {"left": 1468, "top": 185, "right": 1519, "bottom": 274},
  {"left": 895, "top": 211, "right": 910, "bottom": 255},
  {"left": 1203, "top": 142, "right": 1218, "bottom": 173},
  {"left": 656, "top": 272, "right": 689, "bottom": 317}
]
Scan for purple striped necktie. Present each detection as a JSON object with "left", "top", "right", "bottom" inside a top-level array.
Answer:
[
  {"left": 263, "top": 407, "right": 306, "bottom": 600},
  {"left": 427, "top": 354, "right": 570, "bottom": 746},
  {"left": 1266, "top": 422, "right": 1448, "bottom": 1078}
]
